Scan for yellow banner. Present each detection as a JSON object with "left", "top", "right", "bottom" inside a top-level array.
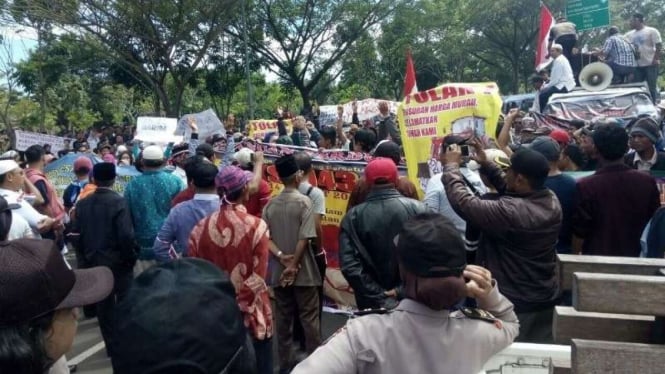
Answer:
[
  {"left": 247, "top": 119, "right": 293, "bottom": 141},
  {"left": 398, "top": 83, "right": 503, "bottom": 196}
]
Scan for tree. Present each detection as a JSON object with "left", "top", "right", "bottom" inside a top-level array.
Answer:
[
  {"left": 14, "top": 0, "right": 241, "bottom": 116},
  {"left": 230, "top": 0, "right": 399, "bottom": 113}
]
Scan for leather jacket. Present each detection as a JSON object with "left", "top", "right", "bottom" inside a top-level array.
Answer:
[
  {"left": 339, "top": 186, "right": 427, "bottom": 310},
  {"left": 442, "top": 162, "right": 562, "bottom": 312}
]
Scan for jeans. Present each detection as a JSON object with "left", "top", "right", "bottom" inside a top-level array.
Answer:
[
  {"left": 634, "top": 65, "right": 660, "bottom": 103},
  {"left": 608, "top": 62, "right": 635, "bottom": 84},
  {"left": 539, "top": 85, "right": 569, "bottom": 113},
  {"left": 97, "top": 270, "right": 133, "bottom": 357},
  {"left": 274, "top": 286, "right": 321, "bottom": 371}
]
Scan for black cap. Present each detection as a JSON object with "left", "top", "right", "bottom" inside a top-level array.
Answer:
[
  {"left": 111, "top": 259, "right": 251, "bottom": 374},
  {"left": 0, "top": 239, "right": 113, "bottom": 326},
  {"left": 170, "top": 143, "right": 190, "bottom": 158},
  {"left": 396, "top": 213, "right": 467, "bottom": 278},
  {"left": 93, "top": 162, "right": 117, "bottom": 182},
  {"left": 509, "top": 148, "right": 550, "bottom": 184},
  {"left": 275, "top": 154, "right": 299, "bottom": 179}
]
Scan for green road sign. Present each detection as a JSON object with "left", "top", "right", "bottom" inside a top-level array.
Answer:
[{"left": 566, "top": 0, "right": 610, "bottom": 31}]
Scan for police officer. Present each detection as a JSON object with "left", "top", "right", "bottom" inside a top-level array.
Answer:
[{"left": 292, "top": 213, "right": 519, "bottom": 374}]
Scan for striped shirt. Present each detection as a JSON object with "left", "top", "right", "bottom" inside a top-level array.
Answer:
[{"left": 602, "top": 35, "right": 636, "bottom": 67}]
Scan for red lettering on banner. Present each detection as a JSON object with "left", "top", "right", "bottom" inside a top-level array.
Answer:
[
  {"left": 318, "top": 170, "right": 336, "bottom": 191},
  {"left": 405, "top": 85, "right": 476, "bottom": 105},
  {"left": 335, "top": 171, "right": 357, "bottom": 193}
]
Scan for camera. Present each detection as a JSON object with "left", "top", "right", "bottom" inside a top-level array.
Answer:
[{"left": 460, "top": 145, "right": 470, "bottom": 157}]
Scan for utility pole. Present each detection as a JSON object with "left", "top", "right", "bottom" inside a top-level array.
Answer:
[{"left": 242, "top": 0, "right": 254, "bottom": 120}]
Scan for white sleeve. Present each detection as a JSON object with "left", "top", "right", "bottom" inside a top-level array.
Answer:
[
  {"left": 17, "top": 200, "right": 47, "bottom": 229},
  {"left": 291, "top": 327, "right": 358, "bottom": 374},
  {"left": 424, "top": 175, "right": 443, "bottom": 212}
]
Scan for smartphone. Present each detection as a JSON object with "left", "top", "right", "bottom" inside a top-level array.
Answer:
[{"left": 460, "top": 145, "right": 470, "bottom": 157}]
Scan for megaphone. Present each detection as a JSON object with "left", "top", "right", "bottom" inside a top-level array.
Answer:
[{"left": 579, "top": 62, "right": 613, "bottom": 92}]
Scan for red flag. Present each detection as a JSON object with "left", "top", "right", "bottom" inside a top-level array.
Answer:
[
  {"left": 536, "top": 4, "right": 555, "bottom": 68},
  {"left": 403, "top": 49, "right": 418, "bottom": 97}
]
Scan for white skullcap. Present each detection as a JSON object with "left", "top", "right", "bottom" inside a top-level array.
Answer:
[
  {"left": 551, "top": 43, "right": 563, "bottom": 51},
  {"left": 142, "top": 145, "right": 164, "bottom": 161},
  {"left": 233, "top": 148, "right": 254, "bottom": 168},
  {"left": 0, "top": 160, "right": 21, "bottom": 175}
]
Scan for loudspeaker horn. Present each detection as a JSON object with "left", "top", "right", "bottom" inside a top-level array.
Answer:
[{"left": 579, "top": 62, "right": 613, "bottom": 92}]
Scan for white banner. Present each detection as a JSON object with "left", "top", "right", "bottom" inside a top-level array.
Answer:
[
  {"left": 135, "top": 117, "right": 182, "bottom": 144},
  {"left": 176, "top": 109, "right": 225, "bottom": 141},
  {"left": 318, "top": 99, "right": 400, "bottom": 127},
  {"left": 14, "top": 130, "right": 71, "bottom": 154}
]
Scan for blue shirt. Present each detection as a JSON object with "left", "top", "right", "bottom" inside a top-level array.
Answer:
[
  {"left": 545, "top": 173, "right": 577, "bottom": 254},
  {"left": 602, "top": 35, "right": 636, "bottom": 67},
  {"left": 124, "top": 169, "right": 185, "bottom": 258},
  {"left": 153, "top": 194, "right": 220, "bottom": 262}
]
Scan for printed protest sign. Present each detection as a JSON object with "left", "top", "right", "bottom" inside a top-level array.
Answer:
[
  {"left": 247, "top": 119, "right": 293, "bottom": 141},
  {"left": 15, "top": 130, "right": 71, "bottom": 154},
  {"left": 318, "top": 99, "right": 400, "bottom": 127},
  {"left": 135, "top": 117, "right": 182, "bottom": 144},
  {"left": 177, "top": 109, "right": 225, "bottom": 141},
  {"left": 398, "top": 83, "right": 503, "bottom": 196}
]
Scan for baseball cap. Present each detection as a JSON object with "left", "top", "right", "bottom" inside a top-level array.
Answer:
[
  {"left": 215, "top": 166, "right": 251, "bottom": 195},
  {"left": 143, "top": 145, "right": 164, "bottom": 161},
  {"left": 73, "top": 156, "right": 93, "bottom": 172},
  {"left": 0, "top": 239, "right": 113, "bottom": 326},
  {"left": 396, "top": 213, "right": 467, "bottom": 278},
  {"left": 233, "top": 148, "right": 254, "bottom": 168},
  {"left": 365, "top": 157, "right": 398, "bottom": 186},
  {"left": 549, "top": 129, "right": 571, "bottom": 145},
  {"left": 0, "top": 160, "right": 20, "bottom": 175},
  {"left": 529, "top": 136, "right": 561, "bottom": 162},
  {"left": 111, "top": 259, "right": 252, "bottom": 374}
]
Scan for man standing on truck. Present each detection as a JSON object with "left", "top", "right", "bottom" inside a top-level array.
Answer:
[{"left": 626, "top": 13, "right": 662, "bottom": 104}]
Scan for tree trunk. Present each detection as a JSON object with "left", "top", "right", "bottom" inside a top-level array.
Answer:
[{"left": 297, "top": 85, "right": 312, "bottom": 116}]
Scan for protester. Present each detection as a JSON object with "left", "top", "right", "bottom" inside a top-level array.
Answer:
[
  {"left": 291, "top": 115, "right": 313, "bottom": 147},
  {"left": 111, "top": 259, "right": 257, "bottom": 374},
  {"left": 124, "top": 145, "right": 185, "bottom": 273},
  {"left": 169, "top": 118, "right": 200, "bottom": 185},
  {"left": 63, "top": 156, "right": 93, "bottom": 213},
  {"left": 372, "top": 101, "right": 401, "bottom": 145},
  {"left": 572, "top": 123, "right": 660, "bottom": 256},
  {"left": 294, "top": 214, "right": 519, "bottom": 374},
  {"left": 549, "top": 17, "right": 578, "bottom": 63},
  {"left": 294, "top": 151, "right": 327, "bottom": 317},
  {"left": 539, "top": 44, "right": 576, "bottom": 111},
  {"left": 353, "top": 128, "right": 377, "bottom": 153},
  {"left": 189, "top": 166, "right": 273, "bottom": 374},
  {"left": 0, "top": 160, "right": 58, "bottom": 237},
  {"left": 424, "top": 135, "right": 486, "bottom": 234},
  {"left": 318, "top": 126, "right": 341, "bottom": 150},
  {"left": 592, "top": 26, "right": 636, "bottom": 84},
  {"left": 0, "top": 239, "right": 113, "bottom": 374},
  {"left": 232, "top": 148, "right": 270, "bottom": 217},
  {"left": 346, "top": 141, "right": 418, "bottom": 210},
  {"left": 117, "top": 151, "right": 134, "bottom": 166},
  {"left": 24, "top": 145, "right": 66, "bottom": 245},
  {"left": 558, "top": 143, "right": 586, "bottom": 171},
  {"left": 529, "top": 74, "right": 546, "bottom": 113},
  {"left": 170, "top": 155, "right": 205, "bottom": 207},
  {"left": 625, "top": 13, "right": 662, "bottom": 103},
  {"left": 262, "top": 154, "right": 320, "bottom": 374},
  {"left": 530, "top": 136, "right": 576, "bottom": 254},
  {"left": 69, "top": 162, "right": 137, "bottom": 358},
  {"left": 209, "top": 133, "right": 236, "bottom": 167},
  {"left": 442, "top": 146, "right": 561, "bottom": 343},
  {"left": 624, "top": 117, "right": 665, "bottom": 171},
  {"left": 340, "top": 157, "right": 427, "bottom": 310},
  {"left": 154, "top": 161, "right": 219, "bottom": 261}
]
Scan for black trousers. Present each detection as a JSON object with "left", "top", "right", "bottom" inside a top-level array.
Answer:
[
  {"left": 97, "top": 270, "right": 133, "bottom": 357},
  {"left": 539, "top": 85, "right": 569, "bottom": 113}
]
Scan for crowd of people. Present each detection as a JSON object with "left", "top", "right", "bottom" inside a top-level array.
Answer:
[
  {"left": 535, "top": 12, "right": 662, "bottom": 112},
  {"left": 0, "top": 56, "right": 664, "bottom": 373}
]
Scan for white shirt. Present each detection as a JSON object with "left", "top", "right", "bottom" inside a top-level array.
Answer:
[
  {"left": 546, "top": 55, "right": 576, "bottom": 91},
  {"left": 0, "top": 188, "right": 48, "bottom": 233},
  {"left": 633, "top": 148, "right": 659, "bottom": 171},
  {"left": 7, "top": 211, "right": 34, "bottom": 240},
  {"left": 626, "top": 26, "right": 663, "bottom": 67},
  {"left": 424, "top": 169, "right": 487, "bottom": 234},
  {"left": 173, "top": 166, "right": 188, "bottom": 187}
]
